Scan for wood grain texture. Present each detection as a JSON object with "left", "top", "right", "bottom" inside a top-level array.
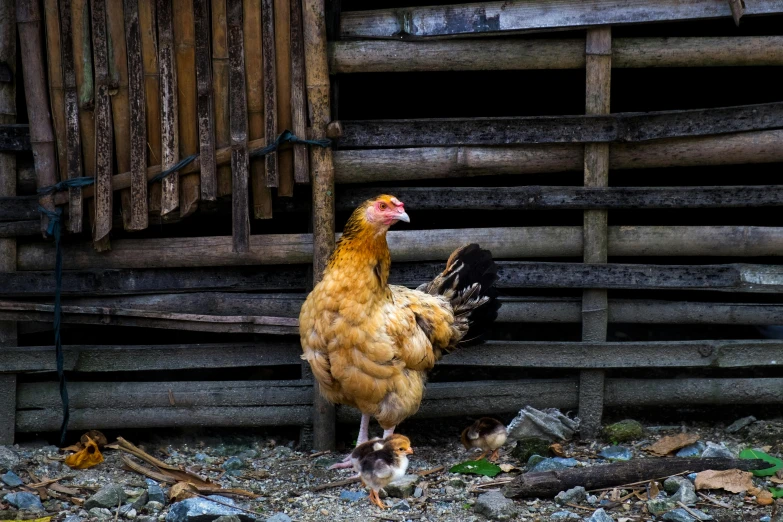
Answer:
[
  {"left": 42, "top": 0, "right": 67, "bottom": 183},
  {"left": 71, "top": 0, "right": 96, "bottom": 194},
  {"left": 229, "top": 0, "right": 250, "bottom": 252},
  {"left": 262, "top": 0, "right": 278, "bottom": 187},
  {"left": 59, "top": 0, "right": 83, "bottom": 232},
  {"left": 156, "top": 0, "right": 179, "bottom": 215},
  {"left": 275, "top": 0, "right": 294, "bottom": 194},
  {"left": 138, "top": 0, "right": 161, "bottom": 214},
  {"left": 194, "top": 0, "right": 216, "bottom": 202},
  {"left": 289, "top": 0, "right": 309, "bottom": 183},
  {"left": 211, "top": 0, "right": 232, "bottom": 198},
  {"left": 340, "top": 0, "right": 783, "bottom": 38}
]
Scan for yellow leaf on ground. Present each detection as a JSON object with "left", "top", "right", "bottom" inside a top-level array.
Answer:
[
  {"left": 755, "top": 490, "right": 774, "bottom": 506},
  {"left": 169, "top": 482, "right": 198, "bottom": 502},
  {"left": 549, "top": 443, "right": 565, "bottom": 457},
  {"left": 695, "top": 469, "right": 754, "bottom": 494},
  {"left": 0, "top": 518, "right": 51, "bottom": 522},
  {"left": 646, "top": 433, "right": 700, "bottom": 456},
  {"left": 64, "top": 436, "right": 104, "bottom": 469}
]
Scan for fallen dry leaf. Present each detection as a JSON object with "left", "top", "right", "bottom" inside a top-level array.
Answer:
[
  {"left": 695, "top": 469, "right": 754, "bottom": 493},
  {"left": 646, "top": 433, "right": 700, "bottom": 456},
  {"left": 549, "top": 443, "right": 565, "bottom": 457},
  {"left": 771, "top": 476, "right": 783, "bottom": 484},
  {"left": 756, "top": 490, "right": 774, "bottom": 506},
  {"left": 64, "top": 436, "right": 104, "bottom": 470},
  {"left": 169, "top": 482, "right": 198, "bottom": 502},
  {"left": 81, "top": 430, "right": 108, "bottom": 448},
  {"left": 498, "top": 464, "right": 515, "bottom": 473}
]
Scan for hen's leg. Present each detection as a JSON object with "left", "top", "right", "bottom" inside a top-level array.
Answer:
[
  {"left": 382, "top": 425, "right": 395, "bottom": 438},
  {"left": 489, "top": 449, "right": 500, "bottom": 462},
  {"left": 328, "top": 413, "right": 371, "bottom": 470},
  {"left": 473, "top": 449, "right": 489, "bottom": 461},
  {"left": 370, "top": 489, "right": 386, "bottom": 509}
]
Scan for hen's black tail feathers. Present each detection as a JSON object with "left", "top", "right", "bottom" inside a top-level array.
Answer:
[{"left": 417, "top": 243, "right": 501, "bottom": 347}]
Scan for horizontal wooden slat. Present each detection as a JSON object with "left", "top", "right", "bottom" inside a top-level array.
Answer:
[
  {"left": 16, "top": 227, "right": 783, "bottom": 270},
  {"left": 329, "top": 37, "right": 783, "bottom": 73},
  {"left": 0, "top": 220, "right": 39, "bottom": 237},
  {"left": 340, "top": 0, "right": 783, "bottom": 39},
  {"left": 338, "top": 103, "right": 783, "bottom": 148},
  {"left": 0, "top": 196, "right": 37, "bottom": 221},
  {"left": 0, "top": 124, "right": 31, "bottom": 151}
]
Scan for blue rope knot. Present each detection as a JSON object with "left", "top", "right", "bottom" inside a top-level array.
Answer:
[
  {"left": 37, "top": 176, "right": 96, "bottom": 195},
  {"left": 149, "top": 154, "right": 199, "bottom": 183},
  {"left": 250, "top": 129, "right": 331, "bottom": 159}
]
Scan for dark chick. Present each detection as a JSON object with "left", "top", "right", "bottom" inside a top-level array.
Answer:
[
  {"left": 461, "top": 417, "right": 507, "bottom": 462},
  {"left": 358, "top": 434, "right": 414, "bottom": 509}
]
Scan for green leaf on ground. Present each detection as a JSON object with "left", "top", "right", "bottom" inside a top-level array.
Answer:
[
  {"left": 739, "top": 448, "right": 783, "bottom": 477},
  {"left": 449, "top": 459, "right": 502, "bottom": 477}
]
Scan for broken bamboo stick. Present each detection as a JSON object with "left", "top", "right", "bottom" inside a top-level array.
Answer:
[
  {"left": 228, "top": 0, "right": 250, "bottom": 252},
  {"left": 42, "top": 0, "right": 67, "bottom": 183},
  {"left": 289, "top": 0, "right": 309, "bottom": 184},
  {"left": 211, "top": 0, "right": 232, "bottom": 198},
  {"left": 138, "top": 0, "right": 161, "bottom": 216},
  {"left": 156, "top": 0, "right": 179, "bottom": 216},
  {"left": 193, "top": 0, "right": 216, "bottom": 202},
  {"left": 275, "top": 0, "right": 294, "bottom": 195},
  {"left": 261, "top": 0, "right": 278, "bottom": 188}
]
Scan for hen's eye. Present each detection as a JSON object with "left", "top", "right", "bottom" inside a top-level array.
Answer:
[{"left": 379, "top": 203, "right": 387, "bottom": 210}]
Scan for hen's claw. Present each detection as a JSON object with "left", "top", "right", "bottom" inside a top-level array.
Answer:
[{"left": 328, "top": 454, "right": 353, "bottom": 470}]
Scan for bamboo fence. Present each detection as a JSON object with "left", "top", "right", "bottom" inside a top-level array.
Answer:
[{"left": 2, "top": 0, "right": 783, "bottom": 447}]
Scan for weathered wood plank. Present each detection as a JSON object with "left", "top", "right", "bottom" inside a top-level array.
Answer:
[
  {"left": 329, "top": 37, "right": 783, "bottom": 73},
  {"left": 156, "top": 0, "right": 179, "bottom": 215},
  {"left": 0, "top": 125, "right": 30, "bottom": 151},
  {"left": 138, "top": 0, "right": 161, "bottom": 215},
  {"left": 289, "top": 0, "right": 309, "bottom": 184},
  {"left": 194, "top": 0, "right": 216, "bottom": 202},
  {"left": 212, "top": 0, "right": 232, "bottom": 198},
  {"left": 262, "top": 0, "right": 278, "bottom": 188},
  {"left": 59, "top": 0, "right": 82, "bottom": 233},
  {"left": 339, "top": 0, "right": 783, "bottom": 39},
  {"left": 42, "top": 0, "right": 66, "bottom": 183},
  {"left": 0, "top": 196, "right": 37, "bottom": 221},
  {"left": 275, "top": 0, "right": 294, "bottom": 195},
  {"left": 228, "top": 0, "right": 250, "bottom": 252},
  {"left": 0, "top": 220, "right": 39, "bottom": 237},
  {"left": 338, "top": 102, "right": 783, "bottom": 148}
]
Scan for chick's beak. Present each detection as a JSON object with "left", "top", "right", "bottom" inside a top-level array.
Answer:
[
  {"left": 405, "top": 447, "right": 414, "bottom": 455},
  {"left": 396, "top": 211, "right": 410, "bottom": 223}
]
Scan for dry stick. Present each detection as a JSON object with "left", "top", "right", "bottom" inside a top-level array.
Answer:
[
  {"left": 193, "top": 0, "right": 216, "bottom": 202},
  {"left": 677, "top": 501, "right": 705, "bottom": 519},
  {"left": 106, "top": 0, "right": 132, "bottom": 230},
  {"left": 274, "top": 0, "right": 294, "bottom": 195},
  {"left": 565, "top": 503, "right": 595, "bottom": 512},
  {"left": 173, "top": 0, "right": 199, "bottom": 218},
  {"left": 289, "top": 0, "right": 309, "bottom": 184},
  {"left": 70, "top": 0, "right": 96, "bottom": 206},
  {"left": 697, "top": 492, "right": 733, "bottom": 509},
  {"left": 42, "top": 0, "right": 67, "bottom": 183},
  {"left": 123, "top": 0, "right": 148, "bottom": 230},
  {"left": 138, "top": 0, "right": 161, "bottom": 216},
  {"left": 90, "top": 0, "right": 114, "bottom": 248},
  {"left": 312, "top": 476, "right": 360, "bottom": 491},
  {"left": 211, "top": 0, "right": 232, "bottom": 198},
  {"left": 587, "top": 470, "right": 692, "bottom": 492},
  {"left": 416, "top": 466, "right": 444, "bottom": 477},
  {"left": 156, "top": 0, "right": 179, "bottom": 216},
  {"left": 245, "top": 0, "right": 272, "bottom": 219},
  {"left": 261, "top": 0, "right": 278, "bottom": 188},
  {"left": 58, "top": 0, "right": 84, "bottom": 233},
  {"left": 228, "top": 0, "right": 251, "bottom": 252},
  {"left": 308, "top": 450, "right": 331, "bottom": 458}
]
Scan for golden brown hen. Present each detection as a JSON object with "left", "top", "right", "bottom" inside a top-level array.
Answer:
[{"left": 299, "top": 195, "right": 499, "bottom": 467}]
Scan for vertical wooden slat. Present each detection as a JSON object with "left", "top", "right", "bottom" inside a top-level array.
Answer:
[
  {"left": 124, "top": 0, "right": 148, "bottom": 230},
  {"left": 59, "top": 0, "right": 84, "bottom": 233},
  {"left": 173, "top": 0, "right": 199, "bottom": 218},
  {"left": 138, "top": 0, "right": 161, "bottom": 214},
  {"left": 303, "top": 0, "right": 336, "bottom": 451},
  {"left": 245, "top": 0, "right": 272, "bottom": 218},
  {"left": 91, "top": 0, "right": 114, "bottom": 245},
  {"left": 106, "top": 0, "right": 132, "bottom": 230},
  {"left": 261, "top": 0, "right": 278, "bottom": 188},
  {"left": 157, "top": 0, "right": 179, "bottom": 215},
  {"left": 17, "top": 0, "right": 58, "bottom": 236},
  {"left": 579, "top": 27, "right": 612, "bottom": 439},
  {"left": 194, "top": 0, "right": 216, "bottom": 202},
  {"left": 0, "top": 0, "right": 17, "bottom": 445},
  {"left": 228, "top": 0, "right": 250, "bottom": 252},
  {"left": 289, "top": 0, "right": 309, "bottom": 184},
  {"left": 211, "top": 0, "right": 232, "bottom": 198},
  {"left": 43, "top": 0, "right": 67, "bottom": 183},
  {"left": 274, "top": 0, "right": 294, "bottom": 195}
]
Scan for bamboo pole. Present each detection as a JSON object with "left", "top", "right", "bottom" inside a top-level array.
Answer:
[
  {"left": 0, "top": 0, "right": 17, "bottom": 445},
  {"left": 157, "top": 0, "right": 179, "bottom": 216},
  {"left": 579, "top": 27, "right": 611, "bottom": 439},
  {"left": 290, "top": 0, "right": 309, "bottom": 184},
  {"left": 17, "top": 0, "right": 58, "bottom": 237},
  {"left": 124, "top": 0, "right": 148, "bottom": 230},
  {"left": 106, "top": 0, "right": 132, "bottom": 230},
  {"left": 71, "top": 0, "right": 96, "bottom": 184},
  {"left": 211, "top": 0, "right": 232, "bottom": 198},
  {"left": 262, "top": 0, "right": 278, "bottom": 188},
  {"left": 42, "top": 0, "right": 67, "bottom": 183},
  {"left": 303, "top": 0, "right": 336, "bottom": 452},
  {"left": 245, "top": 0, "right": 272, "bottom": 218},
  {"left": 228, "top": 0, "right": 251, "bottom": 252},
  {"left": 138, "top": 0, "right": 161, "bottom": 214},
  {"left": 59, "top": 0, "right": 84, "bottom": 233},
  {"left": 173, "top": 0, "right": 199, "bottom": 218},
  {"left": 194, "top": 0, "right": 216, "bottom": 202},
  {"left": 275, "top": 0, "right": 294, "bottom": 195}
]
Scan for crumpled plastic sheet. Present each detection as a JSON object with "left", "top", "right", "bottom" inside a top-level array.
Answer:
[{"left": 506, "top": 406, "right": 580, "bottom": 441}]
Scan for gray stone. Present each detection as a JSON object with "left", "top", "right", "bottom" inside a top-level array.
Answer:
[
  {"left": 63, "top": 516, "right": 84, "bottom": 522},
  {"left": 598, "top": 446, "right": 632, "bottom": 461},
  {"left": 392, "top": 500, "right": 411, "bottom": 511},
  {"left": 338, "top": 490, "right": 366, "bottom": 502},
  {"left": 413, "top": 487, "right": 423, "bottom": 498},
  {"left": 670, "top": 481, "right": 698, "bottom": 506},
  {"left": 131, "top": 491, "right": 150, "bottom": 511},
  {"left": 529, "top": 457, "right": 569, "bottom": 473},
  {"left": 726, "top": 416, "right": 757, "bottom": 433},
  {"left": 85, "top": 485, "right": 127, "bottom": 510},
  {"left": 165, "top": 495, "right": 254, "bottom": 522},
  {"left": 664, "top": 476, "right": 690, "bottom": 495},
  {"left": 145, "top": 479, "right": 166, "bottom": 504},
  {"left": 124, "top": 508, "right": 138, "bottom": 520},
  {"left": 586, "top": 508, "right": 614, "bottom": 522},
  {"left": 554, "top": 486, "right": 587, "bottom": 506},
  {"left": 119, "top": 504, "right": 136, "bottom": 516},
  {"left": 88, "top": 508, "right": 113, "bottom": 520},
  {"left": 603, "top": 420, "right": 643, "bottom": 443},
  {"left": 586, "top": 494, "right": 598, "bottom": 505},
  {"left": 526, "top": 454, "right": 545, "bottom": 467},
  {"left": 685, "top": 508, "right": 713, "bottom": 521},
  {"left": 506, "top": 406, "right": 579, "bottom": 442},
  {"left": 0, "top": 446, "right": 20, "bottom": 471},
  {"left": 384, "top": 474, "right": 419, "bottom": 498},
  {"left": 1, "top": 470, "right": 23, "bottom": 487},
  {"left": 647, "top": 499, "right": 677, "bottom": 515},
  {"left": 662, "top": 509, "right": 696, "bottom": 522},
  {"left": 510, "top": 437, "right": 551, "bottom": 463},
  {"left": 264, "top": 514, "right": 291, "bottom": 522},
  {"left": 222, "top": 457, "right": 244, "bottom": 471},
  {"left": 4, "top": 492, "right": 45, "bottom": 510},
  {"left": 144, "top": 501, "right": 164, "bottom": 513},
  {"left": 676, "top": 442, "right": 706, "bottom": 457},
  {"left": 474, "top": 491, "right": 519, "bottom": 521},
  {"left": 701, "top": 442, "right": 734, "bottom": 459},
  {"left": 550, "top": 511, "right": 581, "bottom": 520},
  {"left": 214, "top": 517, "right": 242, "bottom": 522},
  {"left": 194, "top": 453, "right": 208, "bottom": 462}
]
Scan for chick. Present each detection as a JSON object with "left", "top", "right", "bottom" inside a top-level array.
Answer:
[
  {"left": 348, "top": 437, "right": 384, "bottom": 474},
  {"left": 461, "top": 417, "right": 507, "bottom": 462},
  {"left": 358, "top": 434, "right": 414, "bottom": 509}
]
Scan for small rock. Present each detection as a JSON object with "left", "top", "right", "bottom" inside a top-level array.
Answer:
[
  {"left": 473, "top": 491, "right": 519, "bottom": 521},
  {"left": 586, "top": 508, "right": 614, "bottom": 522},
  {"left": 85, "top": 485, "right": 128, "bottom": 510},
  {"left": 511, "top": 437, "right": 551, "bottom": 463},
  {"left": 194, "top": 453, "right": 208, "bottom": 462},
  {"left": 526, "top": 454, "right": 545, "bottom": 467},
  {"left": 413, "top": 487, "right": 423, "bottom": 498},
  {"left": 700, "top": 442, "right": 734, "bottom": 459},
  {"left": 144, "top": 501, "right": 164, "bottom": 513},
  {"left": 4, "top": 492, "right": 45, "bottom": 510},
  {"left": 761, "top": 517, "right": 771, "bottom": 522},
  {"left": 599, "top": 446, "right": 632, "bottom": 461},
  {"left": 529, "top": 457, "right": 569, "bottom": 473},
  {"left": 586, "top": 494, "right": 598, "bottom": 505},
  {"left": 264, "top": 514, "right": 292, "bottom": 522},
  {"left": 214, "top": 517, "right": 242, "bottom": 522},
  {"left": 393, "top": 500, "right": 411, "bottom": 511},
  {"left": 131, "top": 491, "right": 149, "bottom": 511},
  {"left": 550, "top": 511, "right": 581, "bottom": 520},
  {"left": 662, "top": 508, "right": 696, "bottom": 522},
  {"left": 449, "top": 478, "right": 466, "bottom": 488},
  {"left": 165, "top": 495, "right": 253, "bottom": 522},
  {"left": 125, "top": 508, "right": 138, "bottom": 520},
  {"left": 222, "top": 457, "right": 244, "bottom": 471},
  {"left": 676, "top": 441, "right": 706, "bottom": 457},
  {"left": 63, "top": 516, "right": 83, "bottom": 522},
  {"left": 552, "top": 457, "right": 577, "bottom": 467},
  {"left": 554, "top": 486, "right": 586, "bottom": 506},
  {"left": 726, "top": 416, "right": 757, "bottom": 433},
  {"left": 1, "top": 470, "right": 23, "bottom": 487},
  {"left": 664, "top": 476, "right": 691, "bottom": 495},
  {"left": 338, "top": 490, "right": 366, "bottom": 502},
  {"left": 0, "top": 446, "right": 20, "bottom": 471},
  {"left": 145, "top": 479, "right": 166, "bottom": 504},
  {"left": 603, "top": 420, "right": 643, "bottom": 443},
  {"left": 670, "top": 481, "right": 698, "bottom": 506},
  {"left": 686, "top": 508, "right": 714, "bottom": 521},
  {"left": 647, "top": 499, "right": 677, "bottom": 515},
  {"left": 119, "top": 504, "right": 136, "bottom": 516},
  {"left": 88, "top": 508, "right": 113, "bottom": 520},
  {"left": 385, "top": 474, "right": 419, "bottom": 498}
]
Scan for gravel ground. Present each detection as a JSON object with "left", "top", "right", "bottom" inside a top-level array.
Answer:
[{"left": 1, "top": 417, "right": 782, "bottom": 522}]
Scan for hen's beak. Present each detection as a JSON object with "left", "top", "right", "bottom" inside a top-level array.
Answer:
[
  {"left": 396, "top": 211, "right": 410, "bottom": 223},
  {"left": 405, "top": 447, "right": 414, "bottom": 455}
]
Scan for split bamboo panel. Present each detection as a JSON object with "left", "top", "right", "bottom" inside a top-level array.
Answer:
[
  {"left": 42, "top": 0, "right": 67, "bottom": 183},
  {"left": 275, "top": 0, "right": 294, "bottom": 195},
  {"left": 262, "top": 0, "right": 278, "bottom": 188},
  {"left": 138, "top": 0, "right": 162, "bottom": 215},
  {"left": 157, "top": 0, "right": 179, "bottom": 216},
  {"left": 194, "top": 0, "right": 217, "bottom": 202},
  {"left": 289, "top": 0, "right": 309, "bottom": 183},
  {"left": 212, "top": 0, "right": 233, "bottom": 198}
]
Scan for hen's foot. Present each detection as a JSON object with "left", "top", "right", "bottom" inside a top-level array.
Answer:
[
  {"left": 488, "top": 449, "right": 500, "bottom": 462},
  {"left": 327, "top": 454, "right": 353, "bottom": 470},
  {"left": 473, "top": 449, "right": 489, "bottom": 461}
]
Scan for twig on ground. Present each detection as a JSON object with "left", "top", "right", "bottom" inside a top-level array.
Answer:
[
  {"left": 308, "top": 451, "right": 330, "bottom": 459},
  {"left": 416, "top": 466, "right": 444, "bottom": 477},
  {"left": 313, "top": 476, "right": 361, "bottom": 491},
  {"left": 697, "top": 492, "right": 733, "bottom": 509},
  {"left": 588, "top": 470, "right": 692, "bottom": 492},
  {"left": 677, "top": 501, "right": 706, "bottom": 519}
]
